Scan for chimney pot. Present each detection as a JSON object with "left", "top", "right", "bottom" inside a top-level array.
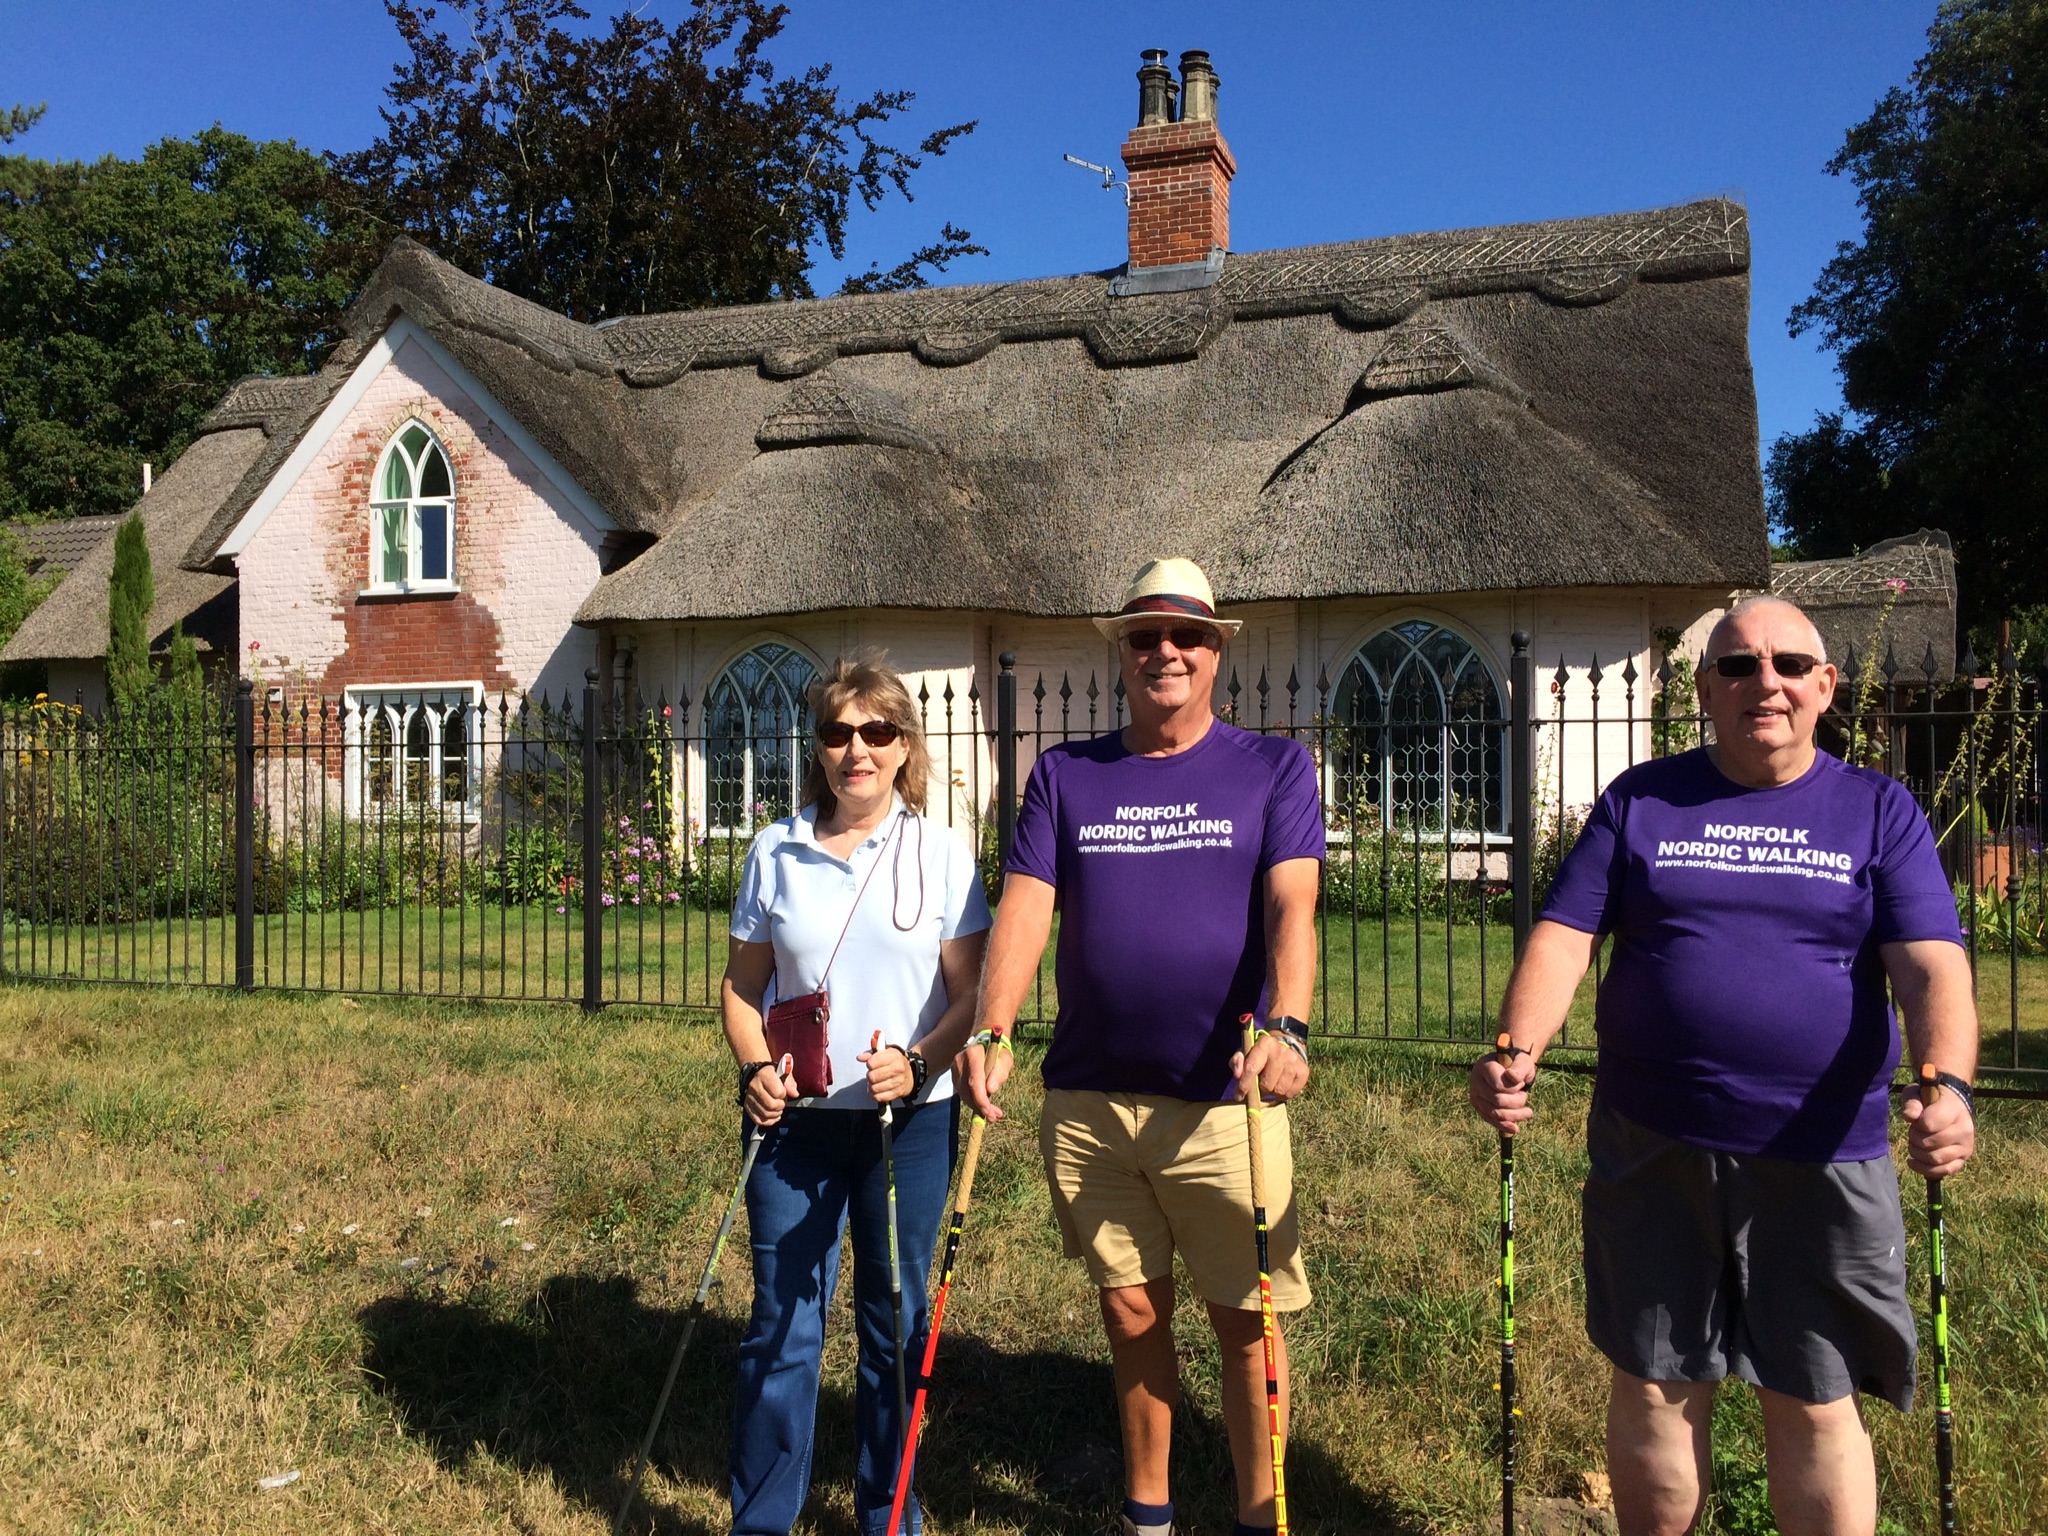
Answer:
[
  {"left": 1136, "top": 49, "right": 1173, "bottom": 126},
  {"left": 1178, "top": 50, "right": 1219, "bottom": 123}
]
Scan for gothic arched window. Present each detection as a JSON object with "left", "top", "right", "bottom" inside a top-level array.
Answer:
[
  {"left": 370, "top": 420, "right": 455, "bottom": 591},
  {"left": 705, "top": 643, "right": 818, "bottom": 830},
  {"left": 1330, "top": 620, "right": 1507, "bottom": 835},
  {"left": 348, "top": 688, "right": 481, "bottom": 815}
]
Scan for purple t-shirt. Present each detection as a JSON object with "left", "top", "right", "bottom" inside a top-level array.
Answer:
[
  {"left": 1542, "top": 748, "right": 1961, "bottom": 1161},
  {"left": 1006, "top": 721, "right": 1325, "bottom": 1100}
]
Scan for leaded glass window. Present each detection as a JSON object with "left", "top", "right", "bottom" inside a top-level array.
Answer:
[
  {"left": 1329, "top": 621, "right": 1506, "bottom": 835},
  {"left": 706, "top": 643, "right": 817, "bottom": 829}
]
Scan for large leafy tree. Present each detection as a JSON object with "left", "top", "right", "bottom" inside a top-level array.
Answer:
[
  {"left": 329, "top": 0, "right": 983, "bottom": 318},
  {"left": 1768, "top": 0, "right": 2048, "bottom": 627},
  {"left": 0, "top": 125, "right": 374, "bottom": 522}
]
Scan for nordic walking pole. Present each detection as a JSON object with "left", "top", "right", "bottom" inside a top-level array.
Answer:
[
  {"left": 612, "top": 1055, "right": 792, "bottom": 1536},
  {"left": 875, "top": 1032, "right": 911, "bottom": 1456},
  {"left": 1494, "top": 1030, "right": 1527, "bottom": 1536},
  {"left": 885, "top": 1110, "right": 989, "bottom": 1536},
  {"left": 1920, "top": 1063, "right": 1958, "bottom": 1535},
  {"left": 1240, "top": 1017, "right": 1289, "bottom": 1536}
]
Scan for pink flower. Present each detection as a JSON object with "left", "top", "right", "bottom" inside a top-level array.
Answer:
[
  {"left": 1886, "top": 577, "right": 1908, "bottom": 595},
  {"left": 601, "top": 894, "right": 616, "bottom": 907}
]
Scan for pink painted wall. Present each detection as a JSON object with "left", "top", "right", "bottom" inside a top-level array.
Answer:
[{"left": 237, "top": 336, "right": 604, "bottom": 704}]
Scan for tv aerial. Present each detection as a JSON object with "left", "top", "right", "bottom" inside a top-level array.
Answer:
[{"left": 1063, "top": 153, "right": 1130, "bottom": 206}]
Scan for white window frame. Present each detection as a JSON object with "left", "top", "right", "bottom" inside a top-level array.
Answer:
[
  {"left": 365, "top": 419, "right": 458, "bottom": 595},
  {"left": 343, "top": 683, "right": 485, "bottom": 818}
]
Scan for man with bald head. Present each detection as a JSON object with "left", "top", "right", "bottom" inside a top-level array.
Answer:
[{"left": 1471, "top": 596, "right": 1978, "bottom": 1536}]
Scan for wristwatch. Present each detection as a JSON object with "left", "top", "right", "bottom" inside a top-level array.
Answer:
[
  {"left": 736, "top": 1059, "right": 776, "bottom": 1105},
  {"left": 1262, "top": 1015, "right": 1309, "bottom": 1065}
]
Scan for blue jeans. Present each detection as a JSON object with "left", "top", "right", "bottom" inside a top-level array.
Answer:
[{"left": 730, "top": 1097, "right": 956, "bottom": 1536}]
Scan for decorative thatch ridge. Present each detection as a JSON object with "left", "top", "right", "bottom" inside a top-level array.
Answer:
[
  {"left": 599, "top": 199, "right": 1748, "bottom": 383},
  {"left": 1765, "top": 531, "right": 1959, "bottom": 678},
  {"left": 756, "top": 377, "right": 934, "bottom": 453}
]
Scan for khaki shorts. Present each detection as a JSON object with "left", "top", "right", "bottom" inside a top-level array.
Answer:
[{"left": 1040, "top": 1088, "right": 1311, "bottom": 1312}]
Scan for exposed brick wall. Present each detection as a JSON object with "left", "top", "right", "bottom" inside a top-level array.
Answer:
[
  {"left": 239, "top": 336, "right": 603, "bottom": 705},
  {"left": 1121, "top": 120, "right": 1236, "bottom": 270}
]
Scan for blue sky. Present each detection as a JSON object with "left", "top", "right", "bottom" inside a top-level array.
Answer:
[{"left": 0, "top": 1, "right": 1937, "bottom": 456}]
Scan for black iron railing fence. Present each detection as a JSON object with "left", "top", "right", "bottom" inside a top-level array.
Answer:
[{"left": 2, "top": 638, "right": 2042, "bottom": 1079}]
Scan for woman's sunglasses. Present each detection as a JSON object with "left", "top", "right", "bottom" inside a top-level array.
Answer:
[
  {"left": 1122, "top": 625, "right": 1219, "bottom": 652},
  {"left": 1710, "top": 652, "right": 1823, "bottom": 680},
  {"left": 816, "top": 719, "right": 903, "bottom": 749}
]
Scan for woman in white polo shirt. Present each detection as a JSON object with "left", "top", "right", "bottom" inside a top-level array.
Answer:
[{"left": 722, "top": 654, "right": 992, "bottom": 1536}]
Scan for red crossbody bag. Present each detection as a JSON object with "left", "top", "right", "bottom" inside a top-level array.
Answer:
[{"left": 762, "top": 813, "right": 905, "bottom": 1098}]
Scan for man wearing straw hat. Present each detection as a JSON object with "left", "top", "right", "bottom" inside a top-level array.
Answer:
[
  {"left": 964, "top": 558, "right": 1324, "bottom": 1536},
  {"left": 1471, "top": 595, "right": 1978, "bottom": 1536}
]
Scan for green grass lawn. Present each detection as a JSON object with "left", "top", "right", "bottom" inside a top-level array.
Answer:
[
  {"left": 1, "top": 984, "right": 2044, "bottom": 1533},
  {"left": 9, "top": 909, "right": 2047, "bottom": 1075}
]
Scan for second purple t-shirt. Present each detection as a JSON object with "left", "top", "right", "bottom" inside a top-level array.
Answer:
[
  {"left": 1541, "top": 747, "right": 1962, "bottom": 1162},
  {"left": 1006, "top": 722, "right": 1326, "bottom": 1101}
]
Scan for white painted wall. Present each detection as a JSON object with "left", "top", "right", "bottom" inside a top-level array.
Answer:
[{"left": 616, "top": 581, "right": 1740, "bottom": 835}]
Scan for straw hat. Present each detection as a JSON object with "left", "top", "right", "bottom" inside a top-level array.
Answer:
[{"left": 1090, "top": 557, "right": 1243, "bottom": 641}]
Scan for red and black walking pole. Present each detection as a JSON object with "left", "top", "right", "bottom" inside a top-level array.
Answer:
[
  {"left": 885, "top": 1111, "right": 989, "bottom": 1536},
  {"left": 1241, "top": 1017, "right": 1290, "bottom": 1536}
]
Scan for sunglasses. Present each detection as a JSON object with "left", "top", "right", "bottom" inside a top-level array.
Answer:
[
  {"left": 1710, "top": 652, "right": 1823, "bottom": 680},
  {"left": 1122, "top": 625, "right": 1219, "bottom": 652},
  {"left": 816, "top": 719, "right": 903, "bottom": 749}
]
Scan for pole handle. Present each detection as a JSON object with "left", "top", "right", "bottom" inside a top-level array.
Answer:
[
  {"left": 953, "top": 1112, "right": 989, "bottom": 1214},
  {"left": 1241, "top": 1017, "right": 1267, "bottom": 1203}
]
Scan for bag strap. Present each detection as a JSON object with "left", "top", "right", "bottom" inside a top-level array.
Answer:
[{"left": 814, "top": 810, "right": 907, "bottom": 993}]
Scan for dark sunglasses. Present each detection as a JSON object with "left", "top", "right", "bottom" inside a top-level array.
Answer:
[
  {"left": 1711, "top": 652, "right": 1823, "bottom": 680},
  {"left": 1123, "top": 625, "right": 1219, "bottom": 652},
  {"left": 816, "top": 719, "right": 903, "bottom": 749}
]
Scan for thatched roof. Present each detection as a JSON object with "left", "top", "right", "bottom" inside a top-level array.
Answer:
[
  {"left": 1766, "top": 530, "right": 1959, "bottom": 680},
  {"left": 581, "top": 201, "right": 1763, "bottom": 621},
  {"left": 8, "top": 196, "right": 1768, "bottom": 654},
  {"left": 0, "top": 422, "right": 281, "bottom": 662}
]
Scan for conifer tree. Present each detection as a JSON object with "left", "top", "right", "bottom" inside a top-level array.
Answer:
[{"left": 106, "top": 514, "right": 155, "bottom": 707}]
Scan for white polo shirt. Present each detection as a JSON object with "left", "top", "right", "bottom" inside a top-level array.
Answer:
[{"left": 732, "top": 800, "right": 992, "bottom": 1109}]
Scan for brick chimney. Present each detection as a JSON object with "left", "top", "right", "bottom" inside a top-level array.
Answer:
[{"left": 1120, "top": 49, "right": 1235, "bottom": 275}]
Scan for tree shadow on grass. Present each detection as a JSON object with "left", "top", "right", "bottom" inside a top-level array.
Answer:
[{"left": 358, "top": 1273, "right": 1424, "bottom": 1535}]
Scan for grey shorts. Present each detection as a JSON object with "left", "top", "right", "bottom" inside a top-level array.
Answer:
[{"left": 1582, "top": 1099, "right": 1918, "bottom": 1410}]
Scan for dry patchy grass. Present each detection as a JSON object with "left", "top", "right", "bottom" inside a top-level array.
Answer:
[{"left": 0, "top": 984, "right": 2043, "bottom": 1534}]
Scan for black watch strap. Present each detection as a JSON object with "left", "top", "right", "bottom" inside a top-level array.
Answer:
[
  {"left": 737, "top": 1059, "right": 775, "bottom": 1105},
  {"left": 1935, "top": 1070, "right": 1975, "bottom": 1116},
  {"left": 1267, "top": 1015, "right": 1310, "bottom": 1041}
]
